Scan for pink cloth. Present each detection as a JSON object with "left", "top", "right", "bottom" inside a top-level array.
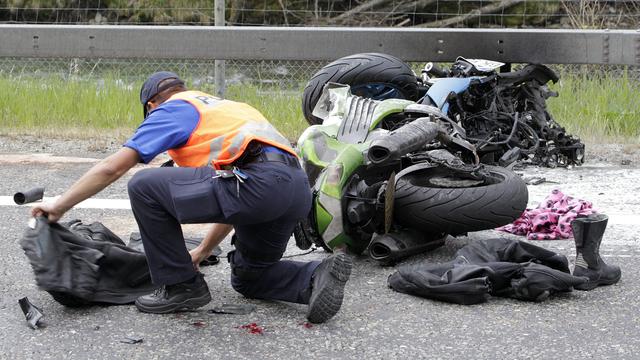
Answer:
[{"left": 497, "top": 189, "right": 596, "bottom": 240}]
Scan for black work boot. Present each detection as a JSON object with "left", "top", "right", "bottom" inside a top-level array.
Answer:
[
  {"left": 306, "top": 252, "right": 352, "bottom": 324},
  {"left": 135, "top": 273, "right": 212, "bottom": 314},
  {"left": 571, "top": 214, "right": 621, "bottom": 290}
]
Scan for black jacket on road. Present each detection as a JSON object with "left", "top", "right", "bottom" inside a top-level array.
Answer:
[
  {"left": 388, "top": 238, "right": 587, "bottom": 304},
  {"left": 21, "top": 218, "right": 158, "bottom": 306}
]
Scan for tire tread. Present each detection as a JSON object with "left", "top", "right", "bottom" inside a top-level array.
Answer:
[
  {"left": 394, "top": 166, "right": 528, "bottom": 235},
  {"left": 302, "top": 53, "right": 418, "bottom": 125}
]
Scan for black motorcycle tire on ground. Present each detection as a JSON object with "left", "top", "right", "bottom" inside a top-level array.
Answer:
[
  {"left": 302, "top": 53, "right": 419, "bottom": 125},
  {"left": 393, "top": 165, "right": 527, "bottom": 235}
]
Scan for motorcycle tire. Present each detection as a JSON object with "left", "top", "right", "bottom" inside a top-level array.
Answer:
[
  {"left": 393, "top": 165, "right": 527, "bottom": 235},
  {"left": 302, "top": 53, "right": 419, "bottom": 125}
]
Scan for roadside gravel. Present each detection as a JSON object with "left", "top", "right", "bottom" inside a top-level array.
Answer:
[
  {"left": 0, "top": 134, "right": 122, "bottom": 159},
  {"left": 1, "top": 135, "right": 639, "bottom": 167}
]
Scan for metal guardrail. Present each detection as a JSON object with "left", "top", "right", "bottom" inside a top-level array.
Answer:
[{"left": 1, "top": 25, "right": 639, "bottom": 65}]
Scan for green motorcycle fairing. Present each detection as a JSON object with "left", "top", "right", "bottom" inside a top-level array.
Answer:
[{"left": 297, "top": 84, "right": 415, "bottom": 251}]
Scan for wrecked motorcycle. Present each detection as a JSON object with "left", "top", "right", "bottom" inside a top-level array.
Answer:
[
  {"left": 302, "top": 53, "right": 584, "bottom": 168},
  {"left": 294, "top": 83, "right": 528, "bottom": 264}
]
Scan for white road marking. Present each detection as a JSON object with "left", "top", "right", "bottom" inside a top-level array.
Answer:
[
  {"left": 0, "top": 196, "right": 131, "bottom": 209},
  {"left": 0, "top": 153, "right": 171, "bottom": 166},
  {"left": 0, "top": 153, "right": 100, "bottom": 164}
]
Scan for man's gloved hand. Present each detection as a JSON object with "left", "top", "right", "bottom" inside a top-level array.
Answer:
[{"left": 31, "top": 202, "right": 67, "bottom": 223}]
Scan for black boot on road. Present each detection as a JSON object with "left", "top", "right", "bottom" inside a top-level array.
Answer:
[
  {"left": 571, "top": 214, "right": 622, "bottom": 290},
  {"left": 306, "top": 252, "right": 352, "bottom": 324},
  {"left": 135, "top": 273, "right": 212, "bottom": 314}
]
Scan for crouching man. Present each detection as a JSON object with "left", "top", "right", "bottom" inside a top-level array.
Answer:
[{"left": 32, "top": 71, "right": 352, "bottom": 323}]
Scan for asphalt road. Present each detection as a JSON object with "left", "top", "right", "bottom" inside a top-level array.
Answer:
[{"left": 0, "top": 153, "right": 638, "bottom": 360}]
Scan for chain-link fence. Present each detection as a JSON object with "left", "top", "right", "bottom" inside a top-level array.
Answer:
[
  {"left": 0, "top": 57, "right": 327, "bottom": 91},
  {"left": 1, "top": 1, "right": 639, "bottom": 95},
  {"left": 1, "top": 57, "right": 638, "bottom": 93}
]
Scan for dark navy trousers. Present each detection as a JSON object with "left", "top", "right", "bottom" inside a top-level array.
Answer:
[{"left": 127, "top": 160, "right": 319, "bottom": 304}]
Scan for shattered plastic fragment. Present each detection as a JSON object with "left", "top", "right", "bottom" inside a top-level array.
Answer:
[
  {"left": 18, "top": 297, "right": 45, "bottom": 329},
  {"left": 120, "top": 336, "right": 143, "bottom": 344},
  {"left": 128, "top": 232, "right": 221, "bottom": 266},
  {"left": 209, "top": 304, "right": 257, "bottom": 315},
  {"left": 239, "top": 323, "right": 264, "bottom": 335}
]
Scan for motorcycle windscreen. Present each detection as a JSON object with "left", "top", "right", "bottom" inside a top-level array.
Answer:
[
  {"left": 311, "top": 83, "right": 351, "bottom": 126},
  {"left": 456, "top": 57, "right": 505, "bottom": 72},
  {"left": 425, "top": 78, "right": 474, "bottom": 112}
]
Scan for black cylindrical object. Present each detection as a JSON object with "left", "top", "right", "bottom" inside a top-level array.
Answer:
[
  {"left": 424, "top": 62, "right": 449, "bottom": 78},
  {"left": 368, "top": 117, "right": 441, "bottom": 165},
  {"left": 368, "top": 229, "right": 446, "bottom": 265},
  {"left": 14, "top": 187, "right": 44, "bottom": 205}
]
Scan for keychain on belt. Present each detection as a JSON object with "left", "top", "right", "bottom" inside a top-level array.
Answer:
[
  {"left": 232, "top": 167, "right": 249, "bottom": 197},
  {"left": 213, "top": 168, "right": 249, "bottom": 197}
]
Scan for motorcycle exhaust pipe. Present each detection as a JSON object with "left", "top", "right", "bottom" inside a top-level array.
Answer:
[
  {"left": 14, "top": 187, "right": 45, "bottom": 205},
  {"left": 368, "top": 229, "right": 446, "bottom": 265},
  {"left": 368, "top": 117, "right": 441, "bottom": 165}
]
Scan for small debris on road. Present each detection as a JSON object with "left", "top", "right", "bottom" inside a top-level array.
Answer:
[
  {"left": 18, "top": 297, "right": 45, "bottom": 329},
  {"left": 120, "top": 336, "right": 144, "bottom": 344},
  {"left": 524, "top": 176, "right": 546, "bottom": 185},
  {"left": 209, "top": 304, "right": 257, "bottom": 315}
]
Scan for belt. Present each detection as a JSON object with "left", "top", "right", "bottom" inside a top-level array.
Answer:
[
  {"left": 235, "top": 145, "right": 301, "bottom": 169},
  {"left": 254, "top": 151, "right": 301, "bottom": 169}
]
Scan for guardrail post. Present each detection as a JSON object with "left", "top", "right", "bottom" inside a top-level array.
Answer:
[
  {"left": 214, "top": 0, "right": 226, "bottom": 98},
  {"left": 636, "top": 29, "right": 640, "bottom": 65}
]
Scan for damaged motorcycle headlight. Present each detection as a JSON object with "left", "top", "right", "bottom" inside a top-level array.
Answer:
[{"left": 325, "top": 164, "right": 344, "bottom": 186}]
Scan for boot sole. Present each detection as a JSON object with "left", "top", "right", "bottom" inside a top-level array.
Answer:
[
  {"left": 135, "top": 291, "right": 212, "bottom": 314},
  {"left": 306, "top": 253, "right": 352, "bottom": 324},
  {"left": 574, "top": 273, "right": 621, "bottom": 291}
]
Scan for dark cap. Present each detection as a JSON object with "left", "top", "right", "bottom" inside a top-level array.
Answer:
[{"left": 140, "top": 71, "right": 185, "bottom": 117}]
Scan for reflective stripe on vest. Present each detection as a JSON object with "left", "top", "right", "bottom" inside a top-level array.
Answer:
[{"left": 166, "top": 91, "right": 296, "bottom": 168}]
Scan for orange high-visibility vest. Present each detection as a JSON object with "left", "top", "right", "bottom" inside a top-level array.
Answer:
[{"left": 166, "top": 91, "right": 296, "bottom": 169}]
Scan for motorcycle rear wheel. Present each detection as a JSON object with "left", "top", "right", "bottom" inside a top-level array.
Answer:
[
  {"left": 302, "top": 52, "right": 419, "bottom": 125},
  {"left": 393, "top": 165, "right": 527, "bottom": 235}
]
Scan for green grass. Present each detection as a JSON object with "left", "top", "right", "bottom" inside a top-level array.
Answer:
[
  {"left": 224, "top": 87, "right": 306, "bottom": 141},
  {"left": 547, "top": 70, "right": 640, "bottom": 143},
  {"left": 0, "top": 76, "right": 308, "bottom": 142},
  {"left": 0, "top": 76, "right": 140, "bottom": 140},
  {"left": 0, "top": 72, "right": 638, "bottom": 143}
]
